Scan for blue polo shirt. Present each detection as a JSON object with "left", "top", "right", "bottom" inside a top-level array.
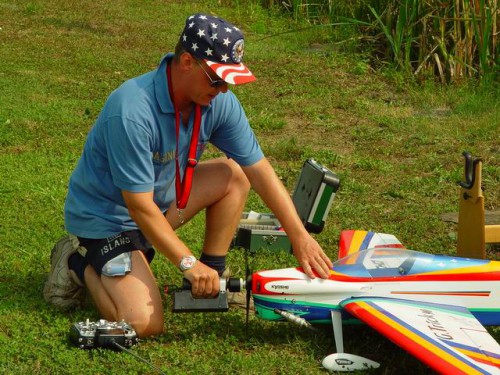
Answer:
[{"left": 65, "top": 54, "right": 264, "bottom": 238}]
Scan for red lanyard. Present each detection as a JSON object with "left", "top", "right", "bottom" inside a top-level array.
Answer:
[{"left": 167, "top": 63, "right": 202, "bottom": 216}]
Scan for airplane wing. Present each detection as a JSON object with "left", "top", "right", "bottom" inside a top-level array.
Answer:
[
  {"left": 338, "top": 230, "right": 404, "bottom": 259},
  {"left": 341, "top": 297, "right": 500, "bottom": 374}
]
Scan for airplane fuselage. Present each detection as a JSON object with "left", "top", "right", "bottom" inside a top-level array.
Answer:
[{"left": 251, "top": 249, "right": 500, "bottom": 326}]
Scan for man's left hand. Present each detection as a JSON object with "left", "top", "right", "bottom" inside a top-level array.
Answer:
[{"left": 292, "top": 235, "right": 333, "bottom": 279}]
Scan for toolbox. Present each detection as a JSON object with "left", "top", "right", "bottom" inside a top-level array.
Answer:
[{"left": 232, "top": 159, "right": 340, "bottom": 253}]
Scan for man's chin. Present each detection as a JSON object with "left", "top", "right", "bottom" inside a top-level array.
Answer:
[{"left": 198, "top": 98, "right": 213, "bottom": 107}]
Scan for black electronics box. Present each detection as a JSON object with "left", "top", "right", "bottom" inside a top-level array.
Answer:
[{"left": 233, "top": 159, "right": 340, "bottom": 252}]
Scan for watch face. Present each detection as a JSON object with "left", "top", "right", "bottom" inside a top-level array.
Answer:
[
  {"left": 180, "top": 256, "right": 196, "bottom": 271},
  {"left": 183, "top": 257, "right": 194, "bottom": 268}
]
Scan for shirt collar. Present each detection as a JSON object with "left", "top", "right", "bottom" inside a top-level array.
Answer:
[{"left": 154, "top": 53, "right": 174, "bottom": 114}]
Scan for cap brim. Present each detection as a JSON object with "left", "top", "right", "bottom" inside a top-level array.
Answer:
[{"left": 205, "top": 60, "right": 256, "bottom": 85}]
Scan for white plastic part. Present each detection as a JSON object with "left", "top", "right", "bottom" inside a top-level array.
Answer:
[
  {"left": 330, "top": 310, "right": 344, "bottom": 353},
  {"left": 322, "top": 353, "right": 380, "bottom": 372}
]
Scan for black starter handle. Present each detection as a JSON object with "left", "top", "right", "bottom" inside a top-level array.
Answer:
[{"left": 458, "top": 151, "right": 481, "bottom": 190}]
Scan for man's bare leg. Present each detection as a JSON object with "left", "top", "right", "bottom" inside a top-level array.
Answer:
[
  {"left": 83, "top": 158, "right": 249, "bottom": 337},
  {"left": 166, "top": 158, "right": 250, "bottom": 255},
  {"left": 84, "top": 251, "right": 164, "bottom": 338}
]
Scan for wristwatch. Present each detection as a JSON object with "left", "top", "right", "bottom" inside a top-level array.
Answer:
[{"left": 179, "top": 255, "right": 197, "bottom": 272}]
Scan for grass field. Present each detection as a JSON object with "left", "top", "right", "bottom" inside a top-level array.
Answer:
[{"left": 0, "top": 0, "right": 499, "bottom": 374}]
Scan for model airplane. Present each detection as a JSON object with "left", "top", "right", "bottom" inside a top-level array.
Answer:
[{"left": 249, "top": 230, "right": 500, "bottom": 374}]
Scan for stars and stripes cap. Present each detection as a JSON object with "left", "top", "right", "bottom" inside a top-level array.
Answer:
[{"left": 180, "top": 13, "right": 256, "bottom": 85}]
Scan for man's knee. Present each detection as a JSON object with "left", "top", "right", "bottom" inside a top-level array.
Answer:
[
  {"left": 100, "top": 251, "right": 164, "bottom": 338},
  {"left": 128, "top": 312, "right": 164, "bottom": 338},
  {"left": 226, "top": 159, "right": 250, "bottom": 195}
]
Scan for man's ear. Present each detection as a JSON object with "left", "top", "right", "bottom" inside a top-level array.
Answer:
[{"left": 178, "top": 52, "right": 196, "bottom": 72}]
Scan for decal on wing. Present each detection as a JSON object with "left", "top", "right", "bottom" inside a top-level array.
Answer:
[
  {"left": 338, "top": 230, "right": 404, "bottom": 260},
  {"left": 341, "top": 297, "right": 500, "bottom": 374}
]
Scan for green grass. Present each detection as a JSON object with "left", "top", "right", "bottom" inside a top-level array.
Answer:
[{"left": 1, "top": 0, "right": 499, "bottom": 374}]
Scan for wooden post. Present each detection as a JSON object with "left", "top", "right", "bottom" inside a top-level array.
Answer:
[
  {"left": 457, "top": 152, "right": 486, "bottom": 258},
  {"left": 456, "top": 152, "right": 500, "bottom": 258}
]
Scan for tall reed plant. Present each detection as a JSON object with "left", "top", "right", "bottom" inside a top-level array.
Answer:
[{"left": 259, "top": 0, "right": 499, "bottom": 83}]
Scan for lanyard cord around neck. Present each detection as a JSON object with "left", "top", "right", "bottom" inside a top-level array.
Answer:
[{"left": 167, "top": 62, "right": 202, "bottom": 220}]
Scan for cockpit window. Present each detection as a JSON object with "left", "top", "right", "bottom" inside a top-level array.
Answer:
[{"left": 332, "top": 248, "right": 488, "bottom": 278}]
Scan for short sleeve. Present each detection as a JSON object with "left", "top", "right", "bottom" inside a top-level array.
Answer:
[
  {"left": 208, "top": 92, "right": 264, "bottom": 166},
  {"left": 105, "top": 116, "right": 155, "bottom": 192}
]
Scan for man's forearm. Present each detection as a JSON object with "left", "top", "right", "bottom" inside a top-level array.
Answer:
[
  {"left": 242, "top": 158, "right": 308, "bottom": 243},
  {"left": 243, "top": 158, "right": 333, "bottom": 278},
  {"left": 122, "top": 190, "right": 192, "bottom": 266}
]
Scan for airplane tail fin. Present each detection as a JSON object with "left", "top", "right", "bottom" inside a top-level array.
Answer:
[{"left": 338, "top": 230, "right": 405, "bottom": 259}]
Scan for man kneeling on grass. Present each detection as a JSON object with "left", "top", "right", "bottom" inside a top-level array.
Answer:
[{"left": 43, "top": 13, "right": 332, "bottom": 338}]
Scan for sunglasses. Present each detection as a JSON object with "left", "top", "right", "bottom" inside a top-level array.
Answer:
[{"left": 196, "top": 60, "right": 226, "bottom": 88}]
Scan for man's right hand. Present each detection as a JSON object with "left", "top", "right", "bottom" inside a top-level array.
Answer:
[{"left": 182, "top": 262, "right": 220, "bottom": 298}]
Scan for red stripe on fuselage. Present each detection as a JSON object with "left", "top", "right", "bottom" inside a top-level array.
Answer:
[{"left": 328, "top": 272, "right": 500, "bottom": 283}]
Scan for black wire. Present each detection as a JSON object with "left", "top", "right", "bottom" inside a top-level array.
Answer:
[{"left": 112, "top": 341, "right": 167, "bottom": 375}]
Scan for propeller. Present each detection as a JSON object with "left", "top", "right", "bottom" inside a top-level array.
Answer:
[{"left": 244, "top": 248, "right": 253, "bottom": 329}]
